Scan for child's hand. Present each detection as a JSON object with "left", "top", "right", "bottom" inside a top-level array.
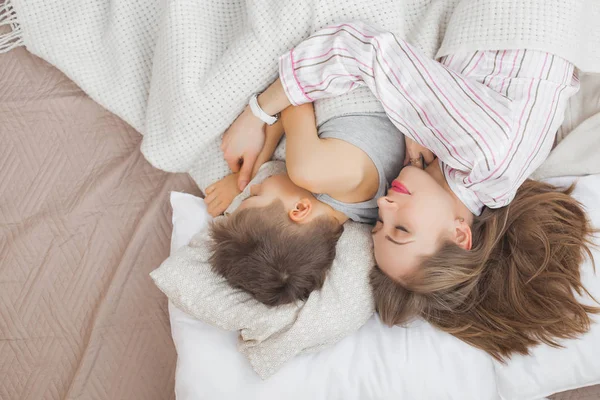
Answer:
[{"left": 204, "top": 174, "right": 243, "bottom": 217}]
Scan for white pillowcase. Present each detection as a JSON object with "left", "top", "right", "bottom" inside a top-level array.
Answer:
[
  {"left": 167, "top": 174, "right": 600, "bottom": 400},
  {"left": 167, "top": 195, "right": 497, "bottom": 400},
  {"left": 153, "top": 163, "right": 376, "bottom": 379},
  {"left": 492, "top": 175, "right": 600, "bottom": 400}
]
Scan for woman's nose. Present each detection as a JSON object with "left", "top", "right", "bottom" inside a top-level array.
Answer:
[{"left": 377, "top": 196, "right": 398, "bottom": 209}]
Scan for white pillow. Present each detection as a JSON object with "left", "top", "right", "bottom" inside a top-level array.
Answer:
[
  {"left": 167, "top": 174, "right": 600, "bottom": 400},
  {"left": 493, "top": 175, "right": 600, "bottom": 400},
  {"left": 167, "top": 192, "right": 498, "bottom": 400},
  {"left": 153, "top": 163, "right": 375, "bottom": 379}
]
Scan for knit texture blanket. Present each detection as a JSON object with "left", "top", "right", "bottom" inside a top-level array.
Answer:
[{"left": 2, "top": 0, "right": 600, "bottom": 190}]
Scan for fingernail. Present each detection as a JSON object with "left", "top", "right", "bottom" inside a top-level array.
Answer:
[{"left": 239, "top": 181, "right": 248, "bottom": 191}]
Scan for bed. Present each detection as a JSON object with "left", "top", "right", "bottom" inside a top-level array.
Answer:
[{"left": 1, "top": 47, "right": 599, "bottom": 399}]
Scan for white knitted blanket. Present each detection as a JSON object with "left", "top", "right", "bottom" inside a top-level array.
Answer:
[{"left": 2, "top": 0, "right": 600, "bottom": 190}]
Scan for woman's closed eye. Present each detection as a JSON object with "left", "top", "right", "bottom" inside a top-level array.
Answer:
[
  {"left": 372, "top": 218, "right": 413, "bottom": 247},
  {"left": 396, "top": 225, "right": 409, "bottom": 233},
  {"left": 373, "top": 218, "right": 410, "bottom": 233}
]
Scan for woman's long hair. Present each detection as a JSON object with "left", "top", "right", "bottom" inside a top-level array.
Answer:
[{"left": 371, "top": 179, "right": 598, "bottom": 360}]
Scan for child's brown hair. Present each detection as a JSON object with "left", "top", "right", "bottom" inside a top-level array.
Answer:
[
  {"left": 209, "top": 200, "right": 344, "bottom": 306},
  {"left": 371, "top": 179, "right": 599, "bottom": 360}
]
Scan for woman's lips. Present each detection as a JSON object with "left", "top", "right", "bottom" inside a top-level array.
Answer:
[{"left": 390, "top": 180, "right": 411, "bottom": 195}]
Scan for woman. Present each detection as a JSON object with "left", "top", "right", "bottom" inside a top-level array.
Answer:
[{"left": 222, "top": 22, "right": 598, "bottom": 359}]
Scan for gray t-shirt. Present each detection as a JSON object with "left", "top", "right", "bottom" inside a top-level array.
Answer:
[{"left": 316, "top": 113, "right": 405, "bottom": 224}]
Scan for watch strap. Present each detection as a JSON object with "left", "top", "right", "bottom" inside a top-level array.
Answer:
[{"left": 249, "top": 93, "right": 279, "bottom": 125}]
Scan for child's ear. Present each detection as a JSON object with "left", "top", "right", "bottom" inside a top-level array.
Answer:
[
  {"left": 289, "top": 198, "right": 313, "bottom": 222},
  {"left": 454, "top": 218, "right": 472, "bottom": 250}
]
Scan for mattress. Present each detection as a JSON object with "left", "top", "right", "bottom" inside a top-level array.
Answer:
[{"left": 0, "top": 47, "right": 200, "bottom": 399}]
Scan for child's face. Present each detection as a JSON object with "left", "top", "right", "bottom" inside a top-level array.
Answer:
[{"left": 236, "top": 173, "right": 313, "bottom": 214}]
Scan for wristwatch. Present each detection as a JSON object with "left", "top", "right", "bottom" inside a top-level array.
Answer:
[{"left": 248, "top": 93, "right": 280, "bottom": 125}]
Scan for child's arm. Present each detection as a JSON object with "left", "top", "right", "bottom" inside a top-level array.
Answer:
[
  {"left": 205, "top": 121, "right": 284, "bottom": 216},
  {"left": 282, "top": 104, "right": 376, "bottom": 200}
]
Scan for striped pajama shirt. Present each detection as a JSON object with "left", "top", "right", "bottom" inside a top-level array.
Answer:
[{"left": 278, "top": 22, "right": 579, "bottom": 215}]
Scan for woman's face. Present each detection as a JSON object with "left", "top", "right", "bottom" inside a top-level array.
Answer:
[{"left": 371, "top": 166, "right": 457, "bottom": 280}]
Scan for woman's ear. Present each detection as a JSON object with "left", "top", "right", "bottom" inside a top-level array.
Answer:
[
  {"left": 454, "top": 218, "right": 472, "bottom": 250},
  {"left": 289, "top": 198, "right": 313, "bottom": 222}
]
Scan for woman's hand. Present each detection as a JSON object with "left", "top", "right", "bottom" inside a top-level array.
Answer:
[
  {"left": 404, "top": 137, "right": 435, "bottom": 169},
  {"left": 221, "top": 79, "right": 293, "bottom": 190},
  {"left": 221, "top": 106, "right": 266, "bottom": 191}
]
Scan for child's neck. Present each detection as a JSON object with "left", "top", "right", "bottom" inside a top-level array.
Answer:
[{"left": 317, "top": 200, "right": 349, "bottom": 225}]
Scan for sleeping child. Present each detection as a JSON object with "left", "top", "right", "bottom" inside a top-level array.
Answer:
[{"left": 205, "top": 103, "right": 405, "bottom": 307}]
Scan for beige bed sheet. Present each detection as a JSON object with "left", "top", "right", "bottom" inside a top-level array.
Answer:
[
  {"left": 0, "top": 47, "right": 598, "bottom": 399},
  {"left": 0, "top": 48, "right": 200, "bottom": 399}
]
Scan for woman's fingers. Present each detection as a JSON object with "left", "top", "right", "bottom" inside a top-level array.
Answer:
[
  {"left": 408, "top": 155, "right": 424, "bottom": 169},
  {"left": 421, "top": 148, "right": 435, "bottom": 165},
  {"left": 404, "top": 137, "right": 435, "bottom": 168}
]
